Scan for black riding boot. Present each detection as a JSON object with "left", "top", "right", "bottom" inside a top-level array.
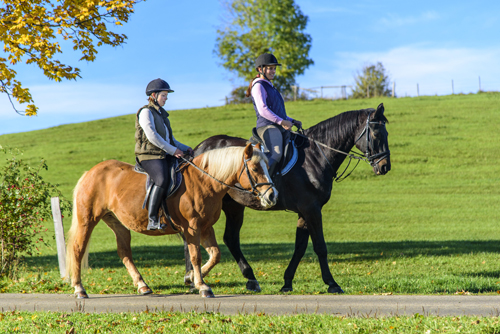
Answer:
[{"left": 147, "top": 185, "right": 167, "bottom": 230}]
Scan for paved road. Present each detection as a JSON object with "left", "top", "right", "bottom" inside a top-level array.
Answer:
[{"left": 1, "top": 293, "right": 500, "bottom": 316}]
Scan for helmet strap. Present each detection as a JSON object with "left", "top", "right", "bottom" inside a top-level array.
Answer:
[{"left": 259, "top": 66, "right": 272, "bottom": 82}]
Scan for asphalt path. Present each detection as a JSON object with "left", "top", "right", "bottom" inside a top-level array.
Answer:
[{"left": 1, "top": 293, "right": 500, "bottom": 316}]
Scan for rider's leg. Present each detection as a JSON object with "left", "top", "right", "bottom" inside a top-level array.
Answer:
[
  {"left": 140, "top": 158, "right": 171, "bottom": 230},
  {"left": 146, "top": 185, "right": 167, "bottom": 230},
  {"left": 257, "top": 125, "right": 283, "bottom": 176}
]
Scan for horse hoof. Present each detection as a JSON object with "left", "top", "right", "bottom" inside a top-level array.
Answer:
[
  {"left": 200, "top": 289, "right": 214, "bottom": 298},
  {"left": 246, "top": 280, "right": 261, "bottom": 292},
  {"left": 138, "top": 286, "right": 153, "bottom": 295},
  {"left": 328, "top": 286, "right": 344, "bottom": 294},
  {"left": 280, "top": 286, "right": 293, "bottom": 293},
  {"left": 76, "top": 292, "right": 89, "bottom": 299}
]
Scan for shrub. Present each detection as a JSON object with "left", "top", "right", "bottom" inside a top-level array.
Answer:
[{"left": 0, "top": 146, "right": 70, "bottom": 278}]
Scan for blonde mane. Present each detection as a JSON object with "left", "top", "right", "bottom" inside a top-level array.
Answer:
[{"left": 198, "top": 146, "right": 267, "bottom": 181}]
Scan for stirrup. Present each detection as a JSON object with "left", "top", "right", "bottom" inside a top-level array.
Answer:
[{"left": 147, "top": 218, "right": 165, "bottom": 230}]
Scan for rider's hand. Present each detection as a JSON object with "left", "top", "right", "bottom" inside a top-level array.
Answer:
[
  {"left": 281, "top": 120, "right": 293, "bottom": 130},
  {"left": 185, "top": 147, "right": 194, "bottom": 156},
  {"left": 293, "top": 120, "right": 302, "bottom": 129},
  {"left": 173, "top": 148, "right": 184, "bottom": 158}
]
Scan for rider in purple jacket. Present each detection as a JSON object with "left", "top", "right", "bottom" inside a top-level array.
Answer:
[{"left": 245, "top": 53, "right": 302, "bottom": 176}]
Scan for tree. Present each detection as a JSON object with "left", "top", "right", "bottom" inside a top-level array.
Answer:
[
  {"left": 351, "top": 62, "right": 392, "bottom": 99},
  {"left": 214, "top": 0, "right": 313, "bottom": 94},
  {"left": 0, "top": 0, "right": 142, "bottom": 116}
]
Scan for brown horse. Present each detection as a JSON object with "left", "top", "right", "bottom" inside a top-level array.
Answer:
[{"left": 65, "top": 143, "right": 277, "bottom": 298}]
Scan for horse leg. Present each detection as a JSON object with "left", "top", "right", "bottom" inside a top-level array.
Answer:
[
  {"left": 182, "top": 236, "right": 194, "bottom": 287},
  {"left": 66, "top": 212, "right": 98, "bottom": 299},
  {"left": 200, "top": 226, "right": 221, "bottom": 278},
  {"left": 102, "top": 214, "right": 152, "bottom": 295},
  {"left": 281, "top": 215, "right": 310, "bottom": 292},
  {"left": 185, "top": 230, "right": 214, "bottom": 298},
  {"left": 184, "top": 227, "right": 221, "bottom": 288},
  {"left": 304, "top": 208, "right": 344, "bottom": 294},
  {"left": 221, "top": 197, "right": 261, "bottom": 292}
]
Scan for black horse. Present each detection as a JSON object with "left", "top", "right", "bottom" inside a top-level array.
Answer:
[{"left": 184, "top": 103, "right": 391, "bottom": 293}]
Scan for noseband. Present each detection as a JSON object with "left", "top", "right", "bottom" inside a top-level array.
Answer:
[{"left": 355, "top": 111, "right": 391, "bottom": 168}]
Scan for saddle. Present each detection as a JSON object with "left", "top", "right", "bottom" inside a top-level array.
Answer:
[
  {"left": 134, "top": 157, "right": 183, "bottom": 230},
  {"left": 249, "top": 127, "right": 299, "bottom": 178}
]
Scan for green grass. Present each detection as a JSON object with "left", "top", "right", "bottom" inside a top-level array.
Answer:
[
  {"left": 1, "top": 92, "right": 500, "bottom": 298},
  {"left": 2, "top": 310, "right": 500, "bottom": 333}
]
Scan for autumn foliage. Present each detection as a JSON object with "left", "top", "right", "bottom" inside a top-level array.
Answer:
[{"left": 0, "top": 0, "right": 142, "bottom": 116}]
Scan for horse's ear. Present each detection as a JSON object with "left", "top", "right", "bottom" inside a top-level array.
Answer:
[
  {"left": 374, "top": 103, "right": 385, "bottom": 118},
  {"left": 244, "top": 143, "right": 253, "bottom": 160},
  {"left": 255, "top": 143, "right": 262, "bottom": 151}
]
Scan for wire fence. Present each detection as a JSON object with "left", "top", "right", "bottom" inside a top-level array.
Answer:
[{"left": 296, "top": 76, "right": 500, "bottom": 100}]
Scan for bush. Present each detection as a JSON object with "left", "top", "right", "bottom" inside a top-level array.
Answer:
[{"left": 0, "top": 147, "right": 70, "bottom": 278}]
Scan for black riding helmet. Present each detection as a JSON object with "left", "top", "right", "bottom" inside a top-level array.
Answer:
[
  {"left": 255, "top": 53, "right": 281, "bottom": 71},
  {"left": 145, "top": 78, "right": 174, "bottom": 96}
]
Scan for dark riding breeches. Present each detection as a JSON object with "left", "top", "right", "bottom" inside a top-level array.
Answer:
[{"left": 139, "top": 157, "right": 172, "bottom": 189}]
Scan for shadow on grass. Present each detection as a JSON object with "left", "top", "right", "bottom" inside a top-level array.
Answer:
[{"left": 25, "top": 239, "right": 500, "bottom": 269}]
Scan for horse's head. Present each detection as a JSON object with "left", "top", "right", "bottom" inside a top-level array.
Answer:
[
  {"left": 239, "top": 143, "right": 278, "bottom": 208},
  {"left": 355, "top": 103, "right": 391, "bottom": 175}
]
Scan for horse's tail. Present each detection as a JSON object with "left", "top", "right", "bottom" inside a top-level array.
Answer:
[{"left": 65, "top": 172, "right": 90, "bottom": 282}]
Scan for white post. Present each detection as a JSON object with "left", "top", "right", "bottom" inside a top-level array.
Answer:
[
  {"left": 392, "top": 82, "right": 395, "bottom": 97},
  {"left": 51, "top": 197, "right": 66, "bottom": 278},
  {"left": 478, "top": 76, "right": 481, "bottom": 92}
]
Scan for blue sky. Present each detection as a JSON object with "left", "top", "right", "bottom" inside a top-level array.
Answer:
[{"left": 1, "top": 0, "right": 500, "bottom": 135}]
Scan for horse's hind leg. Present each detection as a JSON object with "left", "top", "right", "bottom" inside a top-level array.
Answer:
[
  {"left": 102, "top": 214, "right": 152, "bottom": 295},
  {"left": 66, "top": 210, "right": 99, "bottom": 299}
]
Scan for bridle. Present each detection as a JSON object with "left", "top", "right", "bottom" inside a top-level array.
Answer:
[
  {"left": 354, "top": 111, "right": 391, "bottom": 169},
  {"left": 291, "top": 111, "right": 390, "bottom": 181},
  {"left": 179, "top": 153, "right": 274, "bottom": 200},
  {"left": 239, "top": 156, "right": 275, "bottom": 199}
]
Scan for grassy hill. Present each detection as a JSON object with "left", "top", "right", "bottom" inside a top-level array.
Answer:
[{"left": 1, "top": 92, "right": 500, "bottom": 295}]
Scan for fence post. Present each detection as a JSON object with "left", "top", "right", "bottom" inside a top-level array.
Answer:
[
  {"left": 51, "top": 197, "right": 66, "bottom": 278},
  {"left": 478, "top": 76, "right": 481, "bottom": 92},
  {"left": 392, "top": 82, "right": 395, "bottom": 98}
]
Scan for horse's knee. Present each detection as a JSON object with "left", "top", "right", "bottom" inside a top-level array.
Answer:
[
  {"left": 213, "top": 249, "right": 221, "bottom": 264},
  {"left": 313, "top": 244, "right": 328, "bottom": 258}
]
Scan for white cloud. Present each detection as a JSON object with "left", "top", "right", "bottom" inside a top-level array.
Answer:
[
  {"left": 297, "top": 45, "right": 500, "bottom": 98},
  {"left": 380, "top": 11, "right": 440, "bottom": 27}
]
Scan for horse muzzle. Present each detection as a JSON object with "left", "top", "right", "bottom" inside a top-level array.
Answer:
[
  {"left": 372, "top": 157, "right": 391, "bottom": 175},
  {"left": 260, "top": 186, "right": 278, "bottom": 208}
]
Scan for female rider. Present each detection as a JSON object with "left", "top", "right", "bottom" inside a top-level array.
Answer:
[
  {"left": 135, "top": 78, "right": 193, "bottom": 230},
  {"left": 245, "top": 53, "right": 302, "bottom": 176}
]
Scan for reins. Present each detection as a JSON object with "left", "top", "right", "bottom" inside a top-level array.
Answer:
[
  {"left": 178, "top": 154, "right": 274, "bottom": 198},
  {"left": 290, "top": 130, "right": 365, "bottom": 182},
  {"left": 290, "top": 110, "right": 390, "bottom": 182}
]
